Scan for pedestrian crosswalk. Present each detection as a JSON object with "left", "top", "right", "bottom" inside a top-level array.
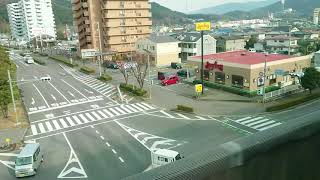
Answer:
[
  {"left": 147, "top": 110, "right": 213, "bottom": 121},
  {"left": 230, "top": 116, "right": 282, "bottom": 131},
  {"left": 116, "top": 121, "right": 186, "bottom": 152},
  {"left": 29, "top": 102, "right": 156, "bottom": 136}
]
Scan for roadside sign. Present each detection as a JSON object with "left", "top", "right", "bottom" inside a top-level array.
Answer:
[
  {"left": 275, "top": 69, "right": 285, "bottom": 76},
  {"left": 81, "top": 49, "right": 98, "bottom": 58},
  {"left": 195, "top": 22, "right": 211, "bottom": 31},
  {"left": 195, "top": 84, "right": 203, "bottom": 93}
]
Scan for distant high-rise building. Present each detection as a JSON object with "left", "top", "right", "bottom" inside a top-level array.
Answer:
[
  {"left": 72, "top": 0, "right": 152, "bottom": 54},
  {"left": 314, "top": 8, "right": 320, "bottom": 25},
  {"left": 7, "top": 0, "right": 56, "bottom": 41},
  {"left": 281, "top": 0, "right": 285, "bottom": 10}
]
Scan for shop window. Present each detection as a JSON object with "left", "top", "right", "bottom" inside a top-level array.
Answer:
[
  {"left": 215, "top": 72, "right": 225, "bottom": 84},
  {"left": 270, "top": 79, "right": 277, "bottom": 85},
  {"left": 204, "top": 70, "right": 210, "bottom": 80},
  {"left": 232, "top": 75, "right": 244, "bottom": 88}
]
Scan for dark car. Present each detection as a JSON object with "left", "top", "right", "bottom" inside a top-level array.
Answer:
[
  {"left": 104, "top": 61, "right": 119, "bottom": 69},
  {"left": 171, "top": 62, "right": 182, "bottom": 69},
  {"left": 177, "top": 69, "right": 191, "bottom": 77}
]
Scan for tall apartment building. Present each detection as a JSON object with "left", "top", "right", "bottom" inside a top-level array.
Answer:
[
  {"left": 72, "top": 0, "right": 152, "bottom": 54},
  {"left": 314, "top": 8, "right": 320, "bottom": 25},
  {"left": 7, "top": 0, "right": 56, "bottom": 41}
]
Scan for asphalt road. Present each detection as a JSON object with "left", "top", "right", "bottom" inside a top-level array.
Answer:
[{"left": 0, "top": 51, "right": 319, "bottom": 180}]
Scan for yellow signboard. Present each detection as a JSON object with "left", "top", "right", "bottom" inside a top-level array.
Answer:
[
  {"left": 195, "top": 84, "right": 203, "bottom": 93},
  {"left": 195, "top": 22, "right": 211, "bottom": 31}
]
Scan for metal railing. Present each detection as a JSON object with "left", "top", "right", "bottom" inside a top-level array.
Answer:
[{"left": 265, "top": 84, "right": 301, "bottom": 100}]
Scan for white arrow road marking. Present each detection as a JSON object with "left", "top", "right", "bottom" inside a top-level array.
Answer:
[
  {"left": 68, "top": 91, "right": 75, "bottom": 98},
  {"left": 150, "top": 139, "right": 176, "bottom": 151},
  {"left": 33, "top": 84, "right": 50, "bottom": 108},
  {"left": 51, "top": 94, "right": 57, "bottom": 101},
  {"left": 58, "top": 133, "right": 87, "bottom": 179},
  {"left": 31, "top": 98, "right": 35, "bottom": 105},
  {"left": 0, "top": 160, "right": 15, "bottom": 170}
]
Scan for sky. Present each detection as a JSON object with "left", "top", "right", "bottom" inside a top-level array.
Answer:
[{"left": 150, "top": 0, "right": 269, "bottom": 13}]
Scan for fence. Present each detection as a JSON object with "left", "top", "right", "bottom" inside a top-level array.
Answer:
[{"left": 265, "top": 84, "right": 301, "bottom": 100}]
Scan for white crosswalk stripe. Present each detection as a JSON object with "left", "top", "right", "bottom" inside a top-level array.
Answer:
[
  {"left": 231, "top": 116, "right": 282, "bottom": 131},
  {"left": 176, "top": 113, "right": 190, "bottom": 119},
  {"left": 28, "top": 102, "right": 158, "bottom": 136}
]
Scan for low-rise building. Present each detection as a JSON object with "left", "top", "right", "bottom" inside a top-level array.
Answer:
[
  {"left": 188, "top": 50, "right": 311, "bottom": 91},
  {"left": 136, "top": 34, "right": 181, "bottom": 67},
  {"left": 265, "top": 35, "right": 299, "bottom": 54},
  {"left": 174, "top": 33, "right": 216, "bottom": 61},
  {"left": 216, "top": 35, "right": 245, "bottom": 53}
]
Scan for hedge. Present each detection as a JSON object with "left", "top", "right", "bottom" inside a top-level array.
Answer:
[
  {"left": 177, "top": 105, "right": 194, "bottom": 113},
  {"left": 193, "top": 80, "right": 280, "bottom": 97},
  {"left": 39, "top": 53, "right": 48, "bottom": 56},
  {"left": 120, "top": 83, "right": 147, "bottom": 96},
  {"left": 49, "top": 56, "right": 77, "bottom": 67},
  {"left": 98, "top": 74, "right": 112, "bottom": 82},
  {"left": 266, "top": 91, "right": 320, "bottom": 112},
  {"left": 80, "top": 66, "right": 95, "bottom": 75},
  {"left": 33, "top": 58, "right": 45, "bottom": 65}
]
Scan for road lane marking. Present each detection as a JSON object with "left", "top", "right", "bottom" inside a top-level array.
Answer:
[
  {"left": 61, "top": 79, "right": 89, "bottom": 100},
  {"left": 91, "top": 111, "right": 102, "bottom": 120},
  {"left": 258, "top": 122, "right": 282, "bottom": 131},
  {"left": 97, "top": 110, "right": 108, "bottom": 118},
  {"left": 159, "top": 110, "right": 175, "bottom": 118},
  {"left": 59, "top": 118, "right": 69, "bottom": 128},
  {"left": 125, "top": 105, "right": 138, "bottom": 112},
  {"left": 106, "top": 142, "right": 110, "bottom": 147},
  {"left": 112, "top": 149, "right": 117, "bottom": 154},
  {"left": 115, "top": 107, "right": 126, "bottom": 114},
  {"left": 103, "top": 109, "right": 114, "bottom": 117},
  {"left": 66, "top": 117, "right": 75, "bottom": 126},
  {"left": 252, "top": 120, "right": 276, "bottom": 129},
  {"left": 79, "top": 114, "right": 89, "bottom": 123},
  {"left": 136, "top": 103, "right": 150, "bottom": 111},
  {"left": 96, "top": 130, "right": 100, "bottom": 134},
  {"left": 241, "top": 117, "right": 265, "bottom": 125},
  {"left": 45, "top": 121, "right": 53, "bottom": 132},
  {"left": 48, "top": 82, "right": 71, "bottom": 103},
  {"left": 235, "top": 116, "right": 252, "bottom": 123},
  {"left": 31, "top": 98, "right": 35, "bottom": 105},
  {"left": 109, "top": 108, "right": 121, "bottom": 116},
  {"left": 32, "top": 84, "right": 50, "bottom": 108},
  {"left": 68, "top": 91, "right": 75, "bottom": 98},
  {"left": 51, "top": 94, "right": 57, "bottom": 101},
  {"left": 118, "top": 157, "right": 124, "bottom": 163},
  {"left": 130, "top": 104, "right": 144, "bottom": 111},
  {"left": 176, "top": 113, "right": 191, "bottom": 119},
  {"left": 100, "top": 136, "right": 105, "bottom": 140},
  {"left": 85, "top": 113, "right": 95, "bottom": 121},
  {"left": 246, "top": 118, "right": 270, "bottom": 127},
  {"left": 38, "top": 123, "right": 46, "bottom": 133},
  {"left": 72, "top": 115, "right": 83, "bottom": 124},
  {"left": 52, "top": 120, "right": 61, "bottom": 130},
  {"left": 31, "top": 125, "right": 38, "bottom": 135},
  {"left": 58, "top": 133, "right": 87, "bottom": 178},
  {"left": 140, "top": 102, "right": 155, "bottom": 109},
  {"left": 120, "top": 105, "right": 132, "bottom": 113},
  {"left": 195, "top": 116, "right": 206, "bottom": 120}
]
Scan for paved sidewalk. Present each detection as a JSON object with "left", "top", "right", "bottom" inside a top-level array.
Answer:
[{"left": 0, "top": 128, "right": 27, "bottom": 147}]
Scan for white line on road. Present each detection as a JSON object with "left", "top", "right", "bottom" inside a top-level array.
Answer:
[
  {"left": 33, "top": 84, "right": 50, "bottom": 108},
  {"left": 106, "top": 142, "right": 110, "bottom": 147},
  {"left": 51, "top": 94, "right": 57, "bottom": 101},
  {"left": 95, "top": 130, "right": 100, "bottom": 134},
  {"left": 112, "top": 149, "right": 117, "bottom": 154},
  {"left": 48, "top": 82, "right": 71, "bottom": 103},
  {"left": 118, "top": 157, "right": 124, "bottom": 163},
  {"left": 31, "top": 124, "right": 38, "bottom": 135},
  {"left": 31, "top": 98, "right": 35, "bottom": 105},
  {"left": 61, "top": 79, "right": 89, "bottom": 100},
  {"left": 100, "top": 136, "right": 105, "bottom": 140},
  {"left": 176, "top": 113, "right": 191, "bottom": 119},
  {"left": 159, "top": 110, "right": 175, "bottom": 118},
  {"left": 68, "top": 91, "right": 75, "bottom": 98}
]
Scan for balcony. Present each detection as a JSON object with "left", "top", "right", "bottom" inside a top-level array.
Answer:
[
  {"left": 103, "top": 2, "right": 151, "bottom": 10},
  {"left": 103, "top": 12, "right": 151, "bottom": 19}
]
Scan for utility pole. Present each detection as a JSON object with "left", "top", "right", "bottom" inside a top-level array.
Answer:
[
  {"left": 147, "top": 54, "right": 151, "bottom": 99},
  {"left": 288, "top": 25, "right": 291, "bottom": 55},
  {"left": 7, "top": 70, "right": 19, "bottom": 126},
  {"left": 97, "top": 22, "right": 103, "bottom": 77},
  {"left": 262, "top": 54, "right": 268, "bottom": 104},
  {"left": 201, "top": 30, "right": 204, "bottom": 94}
]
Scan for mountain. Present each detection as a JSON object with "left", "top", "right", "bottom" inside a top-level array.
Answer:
[
  {"left": 252, "top": 0, "right": 320, "bottom": 16},
  {"left": 190, "top": 0, "right": 278, "bottom": 15}
]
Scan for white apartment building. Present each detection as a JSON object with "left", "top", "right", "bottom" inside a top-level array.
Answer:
[
  {"left": 7, "top": 0, "right": 56, "bottom": 41},
  {"left": 175, "top": 33, "right": 217, "bottom": 61}
]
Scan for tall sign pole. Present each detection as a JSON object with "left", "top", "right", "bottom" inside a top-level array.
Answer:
[
  {"left": 195, "top": 22, "right": 211, "bottom": 95},
  {"left": 7, "top": 70, "right": 19, "bottom": 126}
]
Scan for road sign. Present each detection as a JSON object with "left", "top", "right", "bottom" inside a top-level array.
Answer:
[
  {"left": 195, "top": 22, "right": 211, "bottom": 31},
  {"left": 195, "top": 84, "right": 203, "bottom": 93},
  {"left": 81, "top": 49, "right": 98, "bottom": 58}
]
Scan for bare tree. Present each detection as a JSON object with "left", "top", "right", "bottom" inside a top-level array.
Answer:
[
  {"left": 116, "top": 54, "right": 131, "bottom": 85},
  {"left": 131, "top": 53, "right": 148, "bottom": 89}
]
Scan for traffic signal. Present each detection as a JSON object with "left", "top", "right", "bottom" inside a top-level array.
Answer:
[{"left": 257, "top": 87, "right": 264, "bottom": 96}]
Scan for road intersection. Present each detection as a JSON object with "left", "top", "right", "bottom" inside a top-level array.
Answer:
[{"left": 0, "top": 51, "right": 299, "bottom": 179}]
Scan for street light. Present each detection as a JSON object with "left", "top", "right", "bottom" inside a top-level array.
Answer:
[
  {"left": 143, "top": 49, "right": 152, "bottom": 99},
  {"left": 262, "top": 53, "right": 268, "bottom": 104}
]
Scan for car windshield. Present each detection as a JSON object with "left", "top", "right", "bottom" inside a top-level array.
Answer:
[{"left": 15, "top": 157, "right": 32, "bottom": 166}]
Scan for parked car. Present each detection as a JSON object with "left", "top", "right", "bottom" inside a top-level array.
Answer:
[
  {"left": 177, "top": 69, "right": 191, "bottom": 77},
  {"left": 161, "top": 75, "right": 180, "bottom": 86},
  {"left": 171, "top": 62, "right": 182, "bottom": 69},
  {"left": 104, "top": 61, "right": 119, "bottom": 69}
]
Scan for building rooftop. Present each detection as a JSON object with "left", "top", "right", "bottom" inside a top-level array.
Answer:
[
  {"left": 266, "top": 35, "right": 300, "bottom": 40},
  {"left": 216, "top": 35, "right": 245, "bottom": 40},
  {"left": 190, "top": 50, "right": 292, "bottom": 65},
  {"left": 148, "top": 34, "right": 178, "bottom": 43},
  {"left": 175, "top": 32, "right": 213, "bottom": 42}
]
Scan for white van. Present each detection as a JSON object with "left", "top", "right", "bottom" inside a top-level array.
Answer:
[
  {"left": 151, "top": 149, "right": 182, "bottom": 168},
  {"left": 24, "top": 55, "right": 34, "bottom": 64},
  {"left": 15, "top": 143, "right": 44, "bottom": 178}
]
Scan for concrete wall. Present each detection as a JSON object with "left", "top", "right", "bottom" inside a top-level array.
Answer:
[
  {"left": 225, "top": 39, "right": 245, "bottom": 52},
  {"left": 195, "top": 35, "right": 217, "bottom": 55}
]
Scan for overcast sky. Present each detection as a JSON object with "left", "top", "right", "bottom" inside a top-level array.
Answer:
[{"left": 150, "top": 0, "right": 270, "bottom": 13}]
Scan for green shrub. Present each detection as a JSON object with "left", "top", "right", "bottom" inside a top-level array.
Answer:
[
  {"left": 98, "top": 74, "right": 112, "bottom": 82},
  {"left": 49, "top": 56, "right": 77, "bottom": 67},
  {"left": 33, "top": 58, "right": 45, "bottom": 65},
  {"left": 39, "top": 53, "right": 48, "bottom": 56},
  {"left": 80, "top": 66, "right": 95, "bottom": 74},
  {"left": 177, "top": 105, "right": 194, "bottom": 113},
  {"left": 120, "top": 83, "right": 147, "bottom": 96},
  {"left": 266, "top": 91, "right": 320, "bottom": 112}
]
